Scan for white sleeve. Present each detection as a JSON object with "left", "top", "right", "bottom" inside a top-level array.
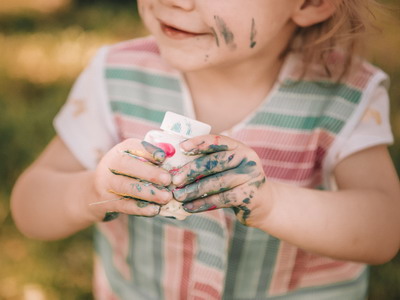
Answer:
[
  {"left": 336, "top": 84, "right": 394, "bottom": 161},
  {"left": 53, "top": 46, "right": 119, "bottom": 170}
]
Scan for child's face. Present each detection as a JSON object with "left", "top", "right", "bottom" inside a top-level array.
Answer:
[{"left": 138, "top": 0, "right": 301, "bottom": 72}]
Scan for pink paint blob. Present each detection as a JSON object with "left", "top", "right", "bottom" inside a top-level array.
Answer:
[{"left": 156, "top": 142, "right": 176, "bottom": 158}]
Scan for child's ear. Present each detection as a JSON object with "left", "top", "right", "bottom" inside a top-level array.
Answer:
[{"left": 292, "top": 0, "right": 338, "bottom": 27}]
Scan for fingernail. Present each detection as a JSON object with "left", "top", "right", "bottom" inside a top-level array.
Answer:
[
  {"left": 172, "top": 174, "right": 185, "bottom": 186},
  {"left": 159, "top": 191, "right": 171, "bottom": 203},
  {"left": 183, "top": 202, "right": 194, "bottom": 211},
  {"left": 141, "top": 141, "right": 166, "bottom": 162},
  {"left": 159, "top": 173, "right": 171, "bottom": 185},
  {"left": 180, "top": 140, "right": 197, "bottom": 154},
  {"left": 151, "top": 204, "right": 161, "bottom": 215}
]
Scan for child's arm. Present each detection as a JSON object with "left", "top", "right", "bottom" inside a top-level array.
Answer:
[
  {"left": 173, "top": 135, "right": 400, "bottom": 264},
  {"left": 256, "top": 145, "right": 400, "bottom": 264},
  {"left": 11, "top": 136, "right": 173, "bottom": 240}
]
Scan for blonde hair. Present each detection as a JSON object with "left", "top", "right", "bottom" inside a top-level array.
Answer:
[{"left": 291, "top": 0, "right": 380, "bottom": 79}]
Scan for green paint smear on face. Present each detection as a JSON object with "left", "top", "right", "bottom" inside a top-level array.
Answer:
[
  {"left": 214, "top": 15, "right": 237, "bottom": 50},
  {"left": 250, "top": 18, "right": 257, "bottom": 48},
  {"left": 211, "top": 27, "right": 220, "bottom": 47}
]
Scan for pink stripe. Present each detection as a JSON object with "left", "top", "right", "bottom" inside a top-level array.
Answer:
[
  {"left": 199, "top": 209, "right": 228, "bottom": 225},
  {"left": 288, "top": 249, "right": 365, "bottom": 291},
  {"left": 164, "top": 226, "right": 184, "bottom": 300},
  {"left": 108, "top": 36, "right": 160, "bottom": 55},
  {"left": 270, "top": 245, "right": 365, "bottom": 295},
  {"left": 93, "top": 256, "right": 120, "bottom": 300},
  {"left": 180, "top": 231, "right": 195, "bottom": 300},
  {"left": 288, "top": 249, "right": 311, "bottom": 290},
  {"left": 107, "top": 51, "right": 177, "bottom": 73},
  {"left": 254, "top": 146, "right": 326, "bottom": 164},
  {"left": 233, "top": 128, "right": 335, "bottom": 150},
  {"left": 269, "top": 242, "right": 298, "bottom": 296},
  {"left": 264, "top": 164, "right": 315, "bottom": 182},
  {"left": 299, "top": 263, "right": 364, "bottom": 288},
  {"left": 106, "top": 37, "right": 180, "bottom": 73},
  {"left": 97, "top": 215, "right": 131, "bottom": 281},
  {"left": 114, "top": 115, "right": 159, "bottom": 140},
  {"left": 285, "top": 51, "right": 376, "bottom": 90},
  {"left": 191, "top": 262, "right": 225, "bottom": 299}
]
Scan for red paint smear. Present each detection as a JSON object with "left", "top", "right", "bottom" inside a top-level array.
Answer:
[
  {"left": 168, "top": 167, "right": 180, "bottom": 176},
  {"left": 180, "top": 231, "right": 195, "bottom": 300},
  {"left": 207, "top": 205, "right": 217, "bottom": 211},
  {"left": 156, "top": 142, "right": 176, "bottom": 158},
  {"left": 195, "top": 175, "right": 205, "bottom": 182},
  {"left": 213, "top": 136, "right": 221, "bottom": 145}
]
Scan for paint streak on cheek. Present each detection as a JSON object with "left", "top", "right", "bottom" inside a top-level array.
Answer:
[
  {"left": 250, "top": 18, "right": 257, "bottom": 49},
  {"left": 210, "top": 27, "right": 220, "bottom": 47},
  {"left": 214, "top": 15, "right": 237, "bottom": 50}
]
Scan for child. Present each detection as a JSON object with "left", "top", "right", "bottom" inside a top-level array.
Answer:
[{"left": 11, "top": 0, "right": 400, "bottom": 299}]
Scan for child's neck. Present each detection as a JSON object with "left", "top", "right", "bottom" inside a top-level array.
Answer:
[{"left": 184, "top": 54, "right": 284, "bottom": 134}]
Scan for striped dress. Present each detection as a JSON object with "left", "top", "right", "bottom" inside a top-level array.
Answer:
[{"left": 55, "top": 36, "right": 392, "bottom": 300}]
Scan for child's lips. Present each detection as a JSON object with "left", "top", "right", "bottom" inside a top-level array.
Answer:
[{"left": 160, "top": 22, "right": 206, "bottom": 40}]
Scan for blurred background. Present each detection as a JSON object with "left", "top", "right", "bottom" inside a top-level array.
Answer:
[{"left": 0, "top": 0, "right": 399, "bottom": 299}]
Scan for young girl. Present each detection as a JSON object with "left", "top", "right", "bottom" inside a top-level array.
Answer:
[{"left": 11, "top": 0, "right": 400, "bottom": 299}]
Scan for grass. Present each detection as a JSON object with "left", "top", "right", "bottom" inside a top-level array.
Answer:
[{"left": 0, "top": 0, "right": 399, "bottom": 298}]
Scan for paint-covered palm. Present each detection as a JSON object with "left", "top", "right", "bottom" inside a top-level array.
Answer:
[{"left": 171, "top": 135, "right": 267, "bottom": 225}]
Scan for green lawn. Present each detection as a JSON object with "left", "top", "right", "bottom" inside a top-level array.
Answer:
[{"left": 0, "top": 0, "right": 399, "bottom": 298}]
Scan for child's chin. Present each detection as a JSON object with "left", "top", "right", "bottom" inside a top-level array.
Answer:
[{"left": 160, "top": 52, "right": 211, "bottom": 73}]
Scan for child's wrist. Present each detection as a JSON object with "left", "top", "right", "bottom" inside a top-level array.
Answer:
[
  {"left": 66, "top": 171, "right": 104, "bottom": 226},
  {"left": 247, "top": 181, "right": 275, "bottom": 230}
]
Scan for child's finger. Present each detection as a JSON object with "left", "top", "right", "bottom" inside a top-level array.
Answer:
[
  {"left": 179, "top": 135, "right": 238, "bottom": 155},
  {"left": 107, "top": 174, "right": 172, "bottom": 205},
  {"left": 173, "top": 158, "right": 261, "bottom": 202},
  {"left": 172, "top": 150, "right": 243, "bottom": 187},
  {"left": 94, "top": 197, "right": 161, "bottom": 218},
  {"left": 115, "top": 138, "right": 167, "bottom": 165},
  {"left": 107, "top": 149, "right": 172, "bottom": 187},
  {"left": 181, "top": 174, "right": 266, "bottom": 223}
]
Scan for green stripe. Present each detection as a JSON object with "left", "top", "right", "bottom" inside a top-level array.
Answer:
[
  {"left": 107, "top": 82, "right": 183, "bottom": 112},
  {"left": 264, "top": 267, "right": 368, "bottom": 299},
  {"left": 280, "top": 80, "right": 362, "bottom": 104},
  {"left": 256, "top": 236, "right": 280, "bottom": 298},
  {"left": 94, "top": 228, "right": 147, "bottom": 298},
  {"left": 153, "top": 219, "right": 165, "bottom": 299},
  {"left": 232, "top": 228, "right": 273, "bottom": 299},
  {"left": 197, "top": 251, "right": 224, "bottom": 270},
  {"left": 187, "top": 215, "right": 227, "bottom": 269},
  {"left": 128, "top": 217, "right": 159, "bottom": 298},
  {"left": 266, "top": 94, "right": 356, "bottom": 120},
  {"left": 223, "top": 223, "right": 248, "bottom": 299},
  {"left": 106, "top": 68, "right": 181, "bottom": 92},
  {"left": 110, "top": 101, "right": 166, "bottom": 123},
  {"left": 250, "top": 112, "right": 345, "bottom": 134}
]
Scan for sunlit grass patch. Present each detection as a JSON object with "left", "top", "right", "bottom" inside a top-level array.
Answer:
[{"left": 0, "top": 28, "right": 111, "bottom": 84}]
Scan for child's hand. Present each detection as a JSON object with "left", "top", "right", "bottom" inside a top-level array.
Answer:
[
  {"left": 90, "top": 138, "right": 173, "bottom": 221},
  {"left": 171, "top": 135, "right": 267, "bottom": 225}
]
